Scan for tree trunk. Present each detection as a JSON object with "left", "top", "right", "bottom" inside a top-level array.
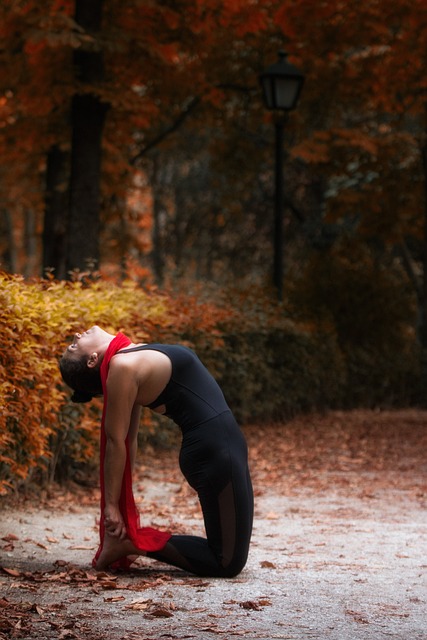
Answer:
[
  {"left": 150, "top": 159, "right": 165, "bottom": 286},
  {"left": 65, "top": 0, "right": 108, "bottom": 275},
  {"left": 151, "top": 188, "right": 165, "bottom": 286},
  {"left": 420, "top": 137, "right": 427, "bottom": 402},
  {"left": 23, "top": 210, "right": 38, "bottom": 278},
  {"left": 43, "top": 145, "right": 69, "bottom": 279},
  {"left": 0, "top": 210, "right": 17, "bottom": 273}
]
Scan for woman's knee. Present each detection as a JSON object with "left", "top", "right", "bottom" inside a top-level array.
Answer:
[{"left": 219, "top": 552, "right": 249, "bottom": 578}]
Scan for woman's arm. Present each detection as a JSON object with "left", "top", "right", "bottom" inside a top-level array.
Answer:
[
  {"left": 103, "top": 361, "right": 139, "bottom": 539},
  {"left": 128, "top": 403, "right": 142, "bottom": 474}
]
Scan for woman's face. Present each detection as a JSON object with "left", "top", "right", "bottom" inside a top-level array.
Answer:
[{"left": 65, "top": 325, "right": 111, "bottom": 358}]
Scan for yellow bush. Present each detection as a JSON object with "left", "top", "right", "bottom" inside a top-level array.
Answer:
[
  {"left": 1, "top": 269, "right": 418, "bottom": 494},
  {"left": 0, "top": 273, "right": 235, "bottom": 493}
]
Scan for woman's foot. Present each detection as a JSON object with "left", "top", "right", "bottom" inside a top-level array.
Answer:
[{"left": 94, "top": 533, "right": 145, "bottom": 570}]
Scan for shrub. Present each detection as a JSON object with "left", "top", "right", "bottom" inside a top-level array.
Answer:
[
  {"left": 287, "top": 242, "right": 420, "bottom": 406},
  {"left": 0, "top": 270, "right": 419, "bottom": 494},
  {"left": 0, "top": 273, "right": 238, "bottom": 493}
]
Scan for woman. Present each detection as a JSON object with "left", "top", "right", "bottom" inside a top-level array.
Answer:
[{"left": 59, "top": 326, "right": 253, "bottom": 577}]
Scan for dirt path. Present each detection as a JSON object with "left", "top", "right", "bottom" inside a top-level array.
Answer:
[{"left": 1, "top": 410, "right": 426, "bottom": 640}]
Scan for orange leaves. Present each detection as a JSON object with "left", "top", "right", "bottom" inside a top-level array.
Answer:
[
  {"left": 124, "top": 599, "right": 174, "bottom": 617},
  {"left": 24, "top": 40, "right": 47, "bottom": 57},
  {"left": 218, "top": 1, "right": 268, "bottom": 36},
  {"left": 238, "top": 598, "right": 272, "bottom": 610},
  {"left": 161, "top": 6, "right": 180, "bottom": 30},
  {"left": 0, "top": 274, "right": 81, "bottom": 491},
  {"left": 332, "top": 129, "right": 379, "bottom": 157},
  {"left": 156, "top": 43, "right": 180, "bottom": 64},
  {"left": 0, "top": 270, "right": 297, "bottom": 493},
  {"left": 0, "top": 272, "right": 247, "bottom": 492},
  {"left": 0, "top": 0, "right": 425, "bottom": 286},
  {"left": 292, "top": 135, "right": 331, "bottom": 164},
  {"left": 293, "top": 127, "right": 380, "bottom": 166}
]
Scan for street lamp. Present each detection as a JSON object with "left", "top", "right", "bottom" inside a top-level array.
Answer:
[{"left": 260, "top": 51, "right": 305, "bottom": 300}]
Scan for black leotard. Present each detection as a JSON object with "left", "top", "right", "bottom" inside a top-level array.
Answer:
[
  {"left": 119, "top": 344, "right": 229, "bottom": 431},
  {"left": 118, "top": 344, "right": 254, "bottom": 577}
]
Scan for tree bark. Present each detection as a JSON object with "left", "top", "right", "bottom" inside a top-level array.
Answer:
[
  {"left": 420, "top": 137, "right": 427, "bottom": 402},
  {"left": 0, "top": 210, "right": 17, "bottom": 273},
  {"left": 65, "top": 0, "right": 108, "bottom": 275},
  {"left": 23, "top": 210, "right": 38, "bottom": 278},
  {"left": 43, "top": 145, "right": 69, "bottom": 279}
]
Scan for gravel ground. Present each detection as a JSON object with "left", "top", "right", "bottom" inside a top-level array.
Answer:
[{"left": 1, "top": 412, "right": 426, "bottom": 640}]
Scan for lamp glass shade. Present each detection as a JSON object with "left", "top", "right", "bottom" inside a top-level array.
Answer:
[
  {"left": 260, "top": 52, "right": 305, "bottom": 111},
  {"left": 274, "top": 76, "right": 301, "bottom": 110}
]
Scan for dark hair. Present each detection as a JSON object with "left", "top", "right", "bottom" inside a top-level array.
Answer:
[{"left": 59, "top": 351, "right": 103, "bottom": 404}]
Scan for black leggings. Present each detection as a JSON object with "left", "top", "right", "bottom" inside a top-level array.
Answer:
[{"left": 148, "top": 411, "right": 253, "bottom": 577}]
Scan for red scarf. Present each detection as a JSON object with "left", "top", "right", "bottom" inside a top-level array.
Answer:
[{"left": 92, "top": 333, "right": 171, "bottom": 569}]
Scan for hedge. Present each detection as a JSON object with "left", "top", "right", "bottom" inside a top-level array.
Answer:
[{"left": 0, "top": 272, "right": 419, "bottom": 494}]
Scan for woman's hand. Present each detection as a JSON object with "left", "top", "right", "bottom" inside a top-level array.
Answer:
[{"left": 104, "top": 505, "right": 127, "bottom": 540}]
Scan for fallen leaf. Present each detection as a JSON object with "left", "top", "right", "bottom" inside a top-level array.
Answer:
[
  {"left": 36, "top": 542, "right": 48, "bottom": 550},
  {"left": 238, "top": 598, "right": 272, "bottom": 611},
  {"left": 96, "top": 573, "right": 118, "bottom": 582},
  {"left": 124, "top": 599, "right": 152, "bottom": 611},
  {"left": 99, "top": 581, "right": 118, "bottom": 590},
  {"left": 2, "top": 534, "right": 19, "bottom": 542},
  {"left": 1, "top": 567, "right": 21, "bottom": 577},
  {"left": 260, "top": 560, "right": 276, "bottom": 568},
  {"left": 345, "top": 609, "right": 369, "bottom": 624},
  {"left": 147, "top": 607, "right": 174, "bottom": 618},
  {"left": 30, "top": 603, "right": 44, "bottom": 615},
  {"left": 54, "top": 559, "right": 68, "bottom": 567},
  {"left": 239, "top": 601, "right": 260, "bottom": 610},
  {"left": 266, "top": 512, "right": 279, "bottom": 520},
  {"left": 58, "top": 630, "right": 78, "bottom": 639},
  {"left": 69, "top": 545, "right": 95, "bottom": 550}
]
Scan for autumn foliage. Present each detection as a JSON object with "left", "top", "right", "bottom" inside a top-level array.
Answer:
[
  {"left": 0, "top": 270, "right": 419, "bottom": 494},
  {"left": 1, "top": 0, "right": 426, "bottom": 493},
  {"left": 1, "top": 0, "right": 425, "bottom": 287},
  {"left": 0, "top": 271, "right": 233, "bottom": 494}
]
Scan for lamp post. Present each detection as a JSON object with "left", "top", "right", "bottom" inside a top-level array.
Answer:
[{"left": 260, "top": 51, "right": 305, "bottom": 300}]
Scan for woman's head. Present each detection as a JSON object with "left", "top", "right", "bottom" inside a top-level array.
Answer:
[
  {"left": 59, "top": 350, "right": 102, "bottom": 402},
  {"left": 59, "top": 326, "right": 113, "bottom": 402}
]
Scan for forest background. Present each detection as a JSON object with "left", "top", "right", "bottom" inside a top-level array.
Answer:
[{"left": 0, "top": 0, "right": 426, "bottom": 495}]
